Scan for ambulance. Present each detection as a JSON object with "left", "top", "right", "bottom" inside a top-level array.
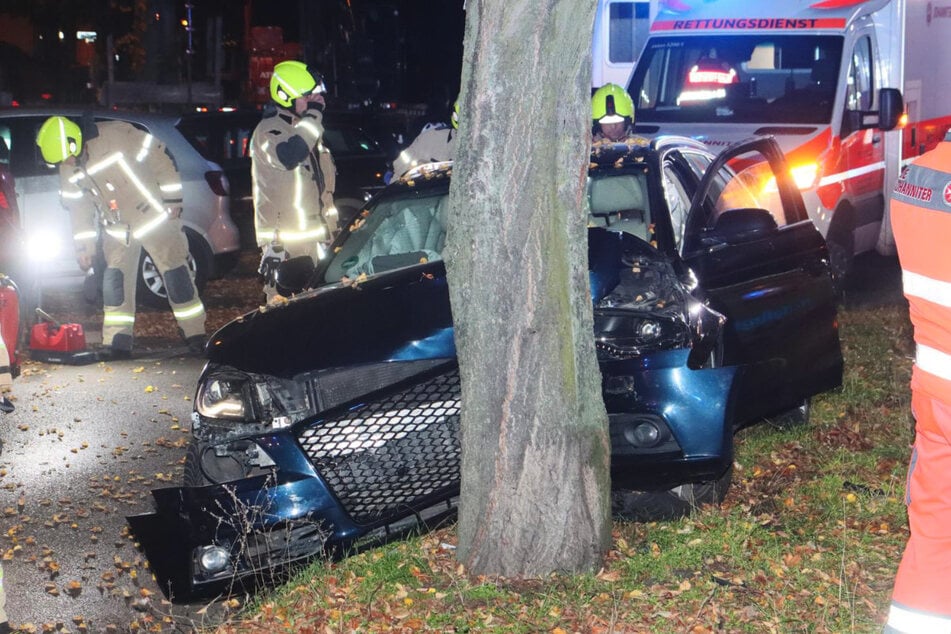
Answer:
[{"left": 622, "top": 0, "right": 951, "bottom": 284}]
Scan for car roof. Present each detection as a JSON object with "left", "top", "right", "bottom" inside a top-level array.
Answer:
[{"left": 0, "top": 107, "right": 219, "bottom": 173}]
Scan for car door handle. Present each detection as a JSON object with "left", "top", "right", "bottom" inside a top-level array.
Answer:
[{"left": 871, "top": 135, "right": 882, "bottom": 145}]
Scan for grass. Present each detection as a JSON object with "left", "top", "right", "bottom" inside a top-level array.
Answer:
[{"left": 211, "top": 300, "right": 915, "bottom": 633}]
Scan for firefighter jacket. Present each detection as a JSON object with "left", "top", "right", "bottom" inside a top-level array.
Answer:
[
  {"left": 59, "top": 121, "right": 183, "bottom": 258},
  {"left": 392, "top": 124, "right": 456, "bottom": 179},
  {"left": 250, "top": 105, "right": 337, "bottom": 248},
  {"left": 891, "top": 131, "right": 951, "bottom": 422},
  {"left": 593, "top": 124, "right": 648, "bottom": 146}
]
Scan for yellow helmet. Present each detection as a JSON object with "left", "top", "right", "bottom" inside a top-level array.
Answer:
[
  {"left": 270, "top": 60, "right": 326, "bottom": 108},
  {"left": 451, "top": 99, "right": 460, "bottom": 129},
  {"left": 36, "top": 116, "right": 82, "bottom": 164},
  {"left": 592, "top": 84, "right": 634, "bottom": 125}
]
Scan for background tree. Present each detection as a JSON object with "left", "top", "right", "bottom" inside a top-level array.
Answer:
[{"left": 444, "top": 0, "right": 611, "bottom": 576}]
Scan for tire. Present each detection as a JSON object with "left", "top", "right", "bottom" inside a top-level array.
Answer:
[
  {"left": 183, "top": 440, "right": 246, "bottom": 487},
  {"left": 826, "top": 217, "right": 854, "bottom": 297},
  {"left": 136, "top": 231, "right": 210, "bottom": 309},
  {"left": 767, "top": 397, "right": 811, "bottom": 429},
  {"left": 612, "top": 464, "right": 734, "bottom": 521}
]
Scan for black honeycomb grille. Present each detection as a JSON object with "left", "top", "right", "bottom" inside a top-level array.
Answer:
[{"left": 297, "top": 370, "right": 461, "bottom": 525}]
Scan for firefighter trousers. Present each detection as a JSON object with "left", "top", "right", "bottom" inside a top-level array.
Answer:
[
  {"left": 886, "top": 390, "right": 951, "bottom": 632},
  {"left": 101, "top": 220, "right": 206, "bottom": 348}
]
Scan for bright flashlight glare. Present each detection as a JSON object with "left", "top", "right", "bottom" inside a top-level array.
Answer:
[{"left": 26, "top": 231, "right": 62, "bottom": 262}]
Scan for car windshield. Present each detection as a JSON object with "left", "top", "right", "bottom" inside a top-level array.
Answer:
[
  {"left": 628, "top": 34, "right": 844, "bottom": 124},
  {"left": 321, "top": 163, "right": 660, "bottom": 285},
  {"left": 322, "top": 185, "right": 450, "bottom": 284}
]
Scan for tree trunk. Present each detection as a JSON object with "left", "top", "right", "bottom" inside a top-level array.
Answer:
[{"left": 444, "top": 0, "right": 611, "bottom": 577}]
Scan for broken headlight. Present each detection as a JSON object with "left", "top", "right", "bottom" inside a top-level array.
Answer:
[
  {"left": 195, "top": 366, "right": 313, "bottom": 429},
  {"left": 593, "top": 310, "right": 690, "bottom": 358},
  {"left": 593, "top": 257, "right": 692, "bottom": 358},
  {"left": 196, "top": 372, "right": 255, "bottom": 422}
]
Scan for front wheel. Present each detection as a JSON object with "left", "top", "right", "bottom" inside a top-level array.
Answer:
[
  {"left": 766, "top": 397, "right": 811, "bottom": 429},
  {"left": 612, "top": 465, "right": 734, "bottom": 521}
]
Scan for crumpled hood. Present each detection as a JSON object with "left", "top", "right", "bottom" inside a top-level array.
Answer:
[
  {"left": 207, "top": 261, "right": 454, "bottom": 377},
  {"left": 210, "top": 229, "right": 686, "bottom": 377},
  {"left": 587, "top": 227, "right": 689, "bottom": 318}
]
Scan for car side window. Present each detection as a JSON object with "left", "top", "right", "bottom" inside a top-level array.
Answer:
[
  {"left": 0, "top": 130, "right": 10, "bottom": 164},
  {"left": 705, "top": 152, "right": 789, "bottom": 228},
  {"left": 661, "top": 163, "right": 691, "bottom": 249},
  {"left": 846, "top": 36, "right": 874, "bottom": 112},
  {"left": 4, "top": 118, "right": 58, "bottom": 178}
]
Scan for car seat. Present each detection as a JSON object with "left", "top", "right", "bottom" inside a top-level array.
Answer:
[{"left": 588, "top": 174, "right": 649, "bottom": 241}]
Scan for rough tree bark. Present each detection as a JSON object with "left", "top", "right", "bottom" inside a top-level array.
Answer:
[{"left": 444, "top": 0, "right": 611, "bottom": 577}]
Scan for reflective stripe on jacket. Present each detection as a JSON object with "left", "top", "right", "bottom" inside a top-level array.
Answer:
[
  {"left": 890, "top": 130, "right": 951, "bottom": 428},
  {"left": 250, "top": 107, "right": 337, "bottom": 247},
  {"left": 59, "top": 121, "right": 182, "bottom": 255},
  {"left": 392, "top": 125, "right": 455, "bottom": 179}
]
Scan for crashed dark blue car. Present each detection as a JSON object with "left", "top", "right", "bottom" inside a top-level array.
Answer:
[{"left": 128, "top": 135, "right": 842, "bottom": 600}]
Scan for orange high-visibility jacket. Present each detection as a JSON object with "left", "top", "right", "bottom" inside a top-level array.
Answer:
[{"left": 891, "top": 130, "right": 951, "bottom": 429}]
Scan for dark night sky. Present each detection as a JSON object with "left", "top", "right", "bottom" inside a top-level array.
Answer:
[{"left": 245, "top": 0, "right": 466, "bottom": 107}]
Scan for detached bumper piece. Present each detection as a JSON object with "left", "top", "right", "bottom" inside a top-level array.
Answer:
[{"left": 128, "top": 368, "right": 463, "bottom": 602}]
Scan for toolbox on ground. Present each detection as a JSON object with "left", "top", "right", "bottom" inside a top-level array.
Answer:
[{"left": 29, "top": 309, "right": 97, "bottom": 365}]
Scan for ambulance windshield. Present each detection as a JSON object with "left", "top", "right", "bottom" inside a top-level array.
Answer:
[{"left": 627, "top": 35, "right": 844, "bottom": 125}]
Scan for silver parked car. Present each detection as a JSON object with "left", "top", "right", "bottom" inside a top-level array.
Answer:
[{"left": 0, "top": 108, "right": 241, "bottom": 311}]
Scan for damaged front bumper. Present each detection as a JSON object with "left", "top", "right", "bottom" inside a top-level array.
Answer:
[
  {"left": 127, "top": 476, "right": 459, "bottom": 601},
  {"left": 128, "top": 367, "right": 464, "bottom": 601}
]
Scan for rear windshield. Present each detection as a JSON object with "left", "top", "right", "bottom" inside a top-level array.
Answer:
[{"left": 628, "top": 34, "right": 844, "bottom": 124}]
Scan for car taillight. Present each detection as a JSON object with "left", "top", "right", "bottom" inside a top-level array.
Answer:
[
  {"left": 204, "top": 170, "right": 229, "bottom": 197},
  {"left": 0, "top": 188, "right": 8, "bottom": 210}
]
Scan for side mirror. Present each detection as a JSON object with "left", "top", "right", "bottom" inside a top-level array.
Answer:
[
  {"left": 844, "top": 88, "right": 904, "bottom": 134},
  {"left": 275, "top": 255, "right": 316, "bottom": 296},
  {"left": 704, "top": 208, "right": 778, "bottom": 245},
  {"left": 877, "top": 88, "right": 904, "bottom": 131}
]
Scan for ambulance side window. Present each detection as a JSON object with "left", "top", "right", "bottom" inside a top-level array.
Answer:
[{"left": 846, "top": 36, "right": 874, "bottom": 112}]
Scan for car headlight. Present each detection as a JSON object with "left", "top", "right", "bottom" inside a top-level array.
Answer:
[
  {"left": 195, "top": 366, "right": 314, "bottom": 429},
  {"left": 196, "top": 372, "right": 255, "bottom": 421},
  {"left": 593, "top": 310, "right": 690, "bottom": 358}
]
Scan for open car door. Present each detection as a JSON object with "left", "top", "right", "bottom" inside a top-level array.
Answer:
[{"left": 680, "top": 137, "right": 842, "bottom": 427}]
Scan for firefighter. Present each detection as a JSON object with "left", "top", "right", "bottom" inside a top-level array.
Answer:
[
  {"left": 36, "top": 116, "right": 206, "bottom": 358},
  {"left": 251, "top": 60, "right": 338, "bottom": 302},
  {"left": 592, "top": 83, "right": 645, "bottom": 145},
  {"left": 390, "top": 99, "right": 458, "bottom": 181},
  {"left": 885, "top": 129, "right": 951, "bottom": 633}
]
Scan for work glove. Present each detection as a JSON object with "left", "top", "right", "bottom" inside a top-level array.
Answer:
[{"left": 258, "top": 241, "right": 288, "bottom": 286}]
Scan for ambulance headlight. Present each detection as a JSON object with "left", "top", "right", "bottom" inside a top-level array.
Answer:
[{"left": 196, "top": 372, "right": 254, "bottom": 421}]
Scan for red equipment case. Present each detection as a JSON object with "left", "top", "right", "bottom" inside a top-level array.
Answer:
[{"left": 29, "top": 319, "right": 96, "bottom": 365}]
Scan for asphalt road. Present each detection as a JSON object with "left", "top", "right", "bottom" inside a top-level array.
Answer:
[
  {"left": 0, "top": 249, "right": 906, "bottom": 632},
  {"left": 0, "top": 259, "right": 262, "bottom": 632}
]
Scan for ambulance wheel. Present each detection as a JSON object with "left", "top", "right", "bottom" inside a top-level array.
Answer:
[
  {"left": 826, "top": 215, "right": 854, "bottom": 296},
  {"left": 137, "top": 232, "right": 210, "bottom": 309}
]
